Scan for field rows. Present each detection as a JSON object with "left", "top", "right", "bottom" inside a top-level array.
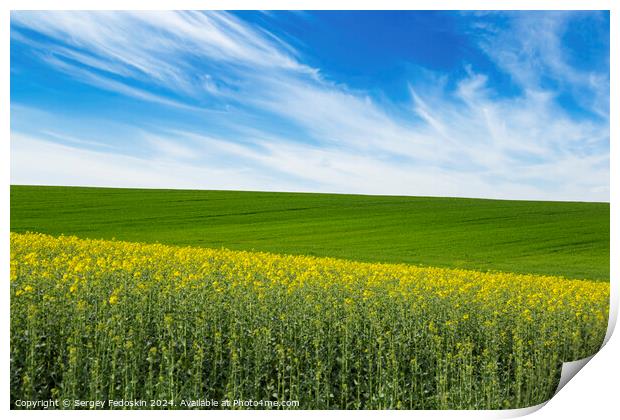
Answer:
[{"left": 10, "top": 186, "right": 610, "bottom": 280}]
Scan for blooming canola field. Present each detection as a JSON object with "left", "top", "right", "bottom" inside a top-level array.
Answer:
[{"left": 10, "top": 233, "right": 609, "bottom": 409}]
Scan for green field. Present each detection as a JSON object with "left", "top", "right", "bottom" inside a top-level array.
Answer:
[{"left": 10, "top": 185, "right": 609, "bottom": 280}]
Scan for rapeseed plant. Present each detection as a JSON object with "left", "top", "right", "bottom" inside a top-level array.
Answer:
[{"left": 10, "top": 233, "right": 609, "bottom": 409}]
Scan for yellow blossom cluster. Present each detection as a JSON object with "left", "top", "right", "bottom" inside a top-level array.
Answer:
[{"left": 10, "top": 232, "right": 609, "bottom": 409}]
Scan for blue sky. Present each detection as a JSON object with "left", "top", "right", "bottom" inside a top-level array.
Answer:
[{"left": 10, "top": 11, "right": 609, "bottom": 201}]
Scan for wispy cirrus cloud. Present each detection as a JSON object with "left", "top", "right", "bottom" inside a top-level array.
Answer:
[
  {"left": 473, "top": 11, "right": 609, "bottom": 119},
  {"left": 11, "top": 11, "right": 313, "bottom": 92},
  {"left": 10, "top": 11, "right": 609, "bottom": 201}
]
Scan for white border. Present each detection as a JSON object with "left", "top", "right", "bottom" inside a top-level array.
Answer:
[
  {"left": 2, "top": 1, "right": 616, "bottom": 419},
  {"left": 0, "top": 0, "right": 617, "bottom": 11}
]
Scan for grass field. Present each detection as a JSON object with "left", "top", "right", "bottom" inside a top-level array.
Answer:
[{"left": 10, "top": 185, "right": 609, "bottom": 280}]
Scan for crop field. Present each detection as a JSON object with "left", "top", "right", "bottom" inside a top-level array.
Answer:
[
  {"left": 11, "top": 233, "right": 609, "bottom": 409},
  {"left": 10, "top": 185, "right": 610, "bottom": 280},
  {"left": 10, "top": 186, "right": 610, "bottom": 409}
]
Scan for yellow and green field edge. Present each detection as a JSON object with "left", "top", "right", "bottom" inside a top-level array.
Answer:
[{"left": 10, "top": 233, "right": 609, "bottom": 409}]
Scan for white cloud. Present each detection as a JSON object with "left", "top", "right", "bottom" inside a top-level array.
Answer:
[
  {"left": 10, "top": 11, "right": 609, "bottom": 202},
  {"left": 475, "top": 11, "right": 609, "bottom": 119},
  {"left": 35, "top": 53, "right": 207, "bottom": 112},
  {"left": 11, "top": 11, "right": 312, "bottom": 94},
  {"left": 10, "top": 133, "right": 297, "bottom": 192}
]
